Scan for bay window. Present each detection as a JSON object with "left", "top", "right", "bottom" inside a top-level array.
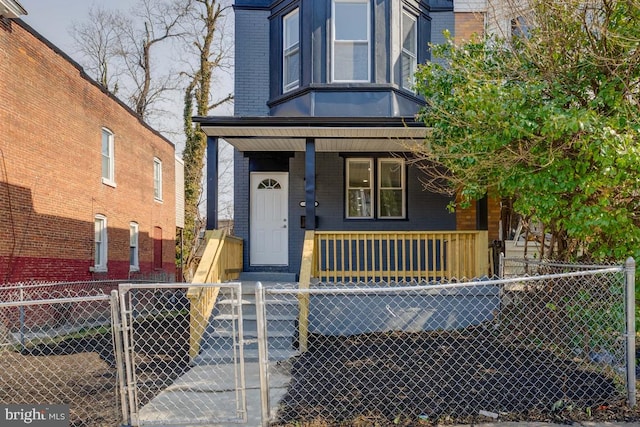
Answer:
[
  {"left": 332, "top": 0, "right": 370, "bottom": 82},
  {"left": 283, "top": 8, "right": 300, "bottom": 92},
  {"left": 401, "top": 10, "right": 418, "bottom": 91}
]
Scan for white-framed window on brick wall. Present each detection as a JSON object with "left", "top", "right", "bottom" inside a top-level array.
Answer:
[
  {"left": 346, "top": 158, "right": 373, "bottom": 218},
  {"left": 94, "top": 214, "right": 108, "bottom": 271},
  {"left": 401, "top": 10, "right": 418, "bottom": 91},
  {"left": 332, "top": 0, "right": 370, "bottom": 82},
  {"left": 346, "top": 157, "right": 406, "bottom": 219},
  {"left": 283, "top": 7, "right": 300, "bottom": 92},
  {"left": 378, "top": 158, "right": 406, "bottom": 218},
  {"left": 130, "top": 222, "right": 139, "bottom": 272},
  {"left": 101, "top": 128, "right": 116, "bottom": 186},
  {"left": 153, "top": 157, "right": 163, "bottom": 201}
]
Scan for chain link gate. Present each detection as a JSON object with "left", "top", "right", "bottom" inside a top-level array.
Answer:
[{"left": 116, "top": 282, "right": 248, "bottom": 426}]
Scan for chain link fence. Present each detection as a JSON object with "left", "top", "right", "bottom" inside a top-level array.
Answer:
[
  {"left": 0, "top": 263, "right": 636, "bottom": 427},
  {"left": 0, "top": 281, "right": 118, "bottom": 426},
  {"left": 257, "top": 261, "right": 635, "bottom": 426},
  {"left": 0, "top": 279, "right": 174, "bottom": 427},
  {"left": 499, "top": 255, "right": 618, "bottom": 278}
]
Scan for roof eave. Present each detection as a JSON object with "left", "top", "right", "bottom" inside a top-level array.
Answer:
[{"left": 0, "top": 0, "right": 27, "bottom": 18}]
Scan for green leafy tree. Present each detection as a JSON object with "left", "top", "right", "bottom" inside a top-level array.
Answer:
[{"left": 413, "top": 0, "right": 640, "bottom": 262}]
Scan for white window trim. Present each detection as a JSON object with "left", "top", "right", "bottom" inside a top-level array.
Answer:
[
  {"left": 283, "top": 8, "right": 300, "bottom": 93},
  {"left": 377, "top": 158, "right": 406, "bottom": 219},
  {"left": 130, "top": 222, "right": 139, "bottom": 272},
  {"left": 101, "top": 128, "right": 116, "bottom": 187},
  {"left": 94, "top": 215, "right": 108, "bottom": 272},
  {"left": 346, "top": 158, "right": 374, "bottom": 219},
  {"left": 401, "top": 10, "right": 418, "bottom": 92},
  {"left": 331, "top": 0, "right": 371, "bottom": 83},
  {"left": 154, "top": 157, "right": 163, "bottom": 202}
]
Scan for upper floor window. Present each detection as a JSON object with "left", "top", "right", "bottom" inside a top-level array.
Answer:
[
  {"left": 130, "top": 222, "right": 139, "bottom": 271},
  {"left": 153, "top": 157, "right": 163, "bottom": 201},
  {"left": 401, "top": 11, "right": 418, "bottom": 91},
  {"left": 332, "top": 0, "right": 370, "bottom": 82},
  {"left": 101, "top": 128, "right": 115, "bottom": 186},
  {"left": 94, "top": 215, "right": 108, "bottom": 271},
  {"left": 346, "top": 158, "right": 406, "bottom": 219},
  {"left": 283, "top": 8, "right": 300, "bottom": 92}
]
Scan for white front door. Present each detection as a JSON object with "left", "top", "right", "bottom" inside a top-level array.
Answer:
[{"left": 250, "top": 172, "right": 289, "bottom": 265}]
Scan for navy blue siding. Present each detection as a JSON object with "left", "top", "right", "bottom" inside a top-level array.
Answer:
[
  {"left": 431, "top": 11, "right": 455, "bottom": 47},
  {"left": 232, "top": 0, "right": 458, "bottom": 274},
  {"left": 235, "top": 8, "right": 270, "bottom": 115}
]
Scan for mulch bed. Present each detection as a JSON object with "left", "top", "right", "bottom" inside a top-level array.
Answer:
[{"left": 274, "top": 329, "right": 638, "bottom": 426}]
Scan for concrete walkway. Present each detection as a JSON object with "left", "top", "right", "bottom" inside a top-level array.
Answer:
[{"left": 137, "top": 361, "right": 290, "bottom": 427}]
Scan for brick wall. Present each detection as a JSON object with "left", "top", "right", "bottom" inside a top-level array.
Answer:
[
  {"left": 234, "top": 9, "right": 270, "bottom": 116},
  {"left": 454, "top": 12, "right": 485, "bottom": 42},
  {"left": 0, "top": 19, "right": 176, "bottom": 283},
  {"left": 456, "top": 196, "right": 501, "bottom": 242}
]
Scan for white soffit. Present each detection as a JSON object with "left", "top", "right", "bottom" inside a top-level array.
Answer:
[
  {"left": 201, "top": 125, "right": 429, "bottom": 152},
  {"left": 0, "top": 0, "right": 27, "bottom": 18}
]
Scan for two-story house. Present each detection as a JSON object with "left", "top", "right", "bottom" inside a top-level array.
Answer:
[
  {"left": 195, "top": 0, "right": 501, "bottom": 282},
  {"left": 0, "top": 3, "right": 179, "bottom": 283}
]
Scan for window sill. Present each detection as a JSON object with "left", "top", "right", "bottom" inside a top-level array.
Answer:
[
  {"left": 129, "top": 267, "right": 140, "bottom": 272},
  {"left": 102, "top": 178, "right": 117, "bottom": 188},
  {"left": 90, "top": 266, "right": 108, "bottom": 273},
  {"left": 154, "top": 197, "right": 163, "bottom": 203}
]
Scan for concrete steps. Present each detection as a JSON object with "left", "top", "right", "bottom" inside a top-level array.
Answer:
[{"left": 193, "top": 278, "right": 299, "bottom": 365}]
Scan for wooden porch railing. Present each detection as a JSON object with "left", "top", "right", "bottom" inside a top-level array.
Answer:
[
  {"left": 186, "top": 229, "right": 243, "bottom": 359},
  {"left": 297, "top": 230, "right": 489, "bottom": 351},
  {"left": 313, "top": 231, "right": 488, "bottom": 282}
]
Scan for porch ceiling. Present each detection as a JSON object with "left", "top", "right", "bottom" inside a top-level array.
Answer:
[{"left": 193, "top": 116, "right": 430, "bottom": 152}]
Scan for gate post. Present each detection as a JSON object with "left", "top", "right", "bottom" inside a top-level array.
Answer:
[
  {"left": 255, "top": 282, "right": 270, "bottom": 427},
  {"left": 625, "top": 257, "right": 636, "bottom": 408},
  {"left": 110, "top": 290, "right": 129, "bottom": 426}
]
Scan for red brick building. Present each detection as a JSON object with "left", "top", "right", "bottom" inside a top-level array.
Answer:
[{"left": 0, "top": 9, "right": 177, "bottom": 283}]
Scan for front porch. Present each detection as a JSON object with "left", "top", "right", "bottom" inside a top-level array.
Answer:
[
  {"left": 189, "top": 115, "right": 497, "bottom": 357},
  {"left": 189, "top": 228, "right": 489, "bottom": 286},
  {"left": 187, "top": 228, "right": 490, "bottom": 357}
]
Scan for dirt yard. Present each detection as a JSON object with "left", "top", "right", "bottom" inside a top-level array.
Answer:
[
  {"left": 273, "top": 330, "right": 640, "bottom": 426},
  {"left": 1, "top": 325, "right": 639, "bottom": 426},
  {"left": 0, "top": 314, "right": 190, "bottom": 427}
]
